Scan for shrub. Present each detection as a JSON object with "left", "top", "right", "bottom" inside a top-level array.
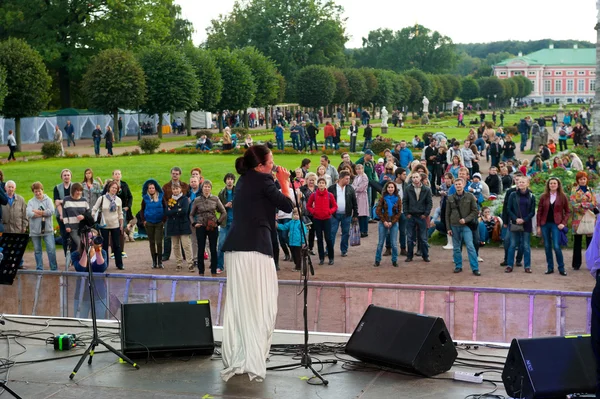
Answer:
[
  {"left": 64, "top": 152, "right": 79, "bottom": 158},
  {"left": 370, "top": 139, "right": 393, "bottom": 155},
  {"left": 231, "top": 127, "right": 248, "bottom": 137},
  {"left": 195, "top": 129, "right": 213, "bottom": 139},
  {"left": 41, "top": 142, "right": 62, "bottom": 158},
  {"left": 504, "top": 126, "right": 518, "bottom": 135},
  {"left": 138, "top": 137, "right": 161, "bottom": 154},
  {"left": 131, "top": 149, "right": 141, "bottom": 155},
  {"left": 422, "top": 132, "right": 434, "bottom": 143}
]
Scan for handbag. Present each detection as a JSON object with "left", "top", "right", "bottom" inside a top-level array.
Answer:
[
  {"left": 576, "top": 210, "right": 596, "bottom": 235},
  {"left": 94, "top": 197, "right": 106, "bottom": 228},
  {"left": 349, "top": 221, "right": 361, "bottom": 246},
  {"left": 509, "top": 195, "right": 525, "bottom": 232}
]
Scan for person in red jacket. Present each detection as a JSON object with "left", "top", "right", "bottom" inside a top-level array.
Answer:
[
  {"left": 536, "top": 177, "right": 570, "bottom": 275},
  {"left": 307, "top": 177, "right": 337, "bottom": 265},
  {"left": 323, "top": 121, "right": 336, "bottom": 150}
]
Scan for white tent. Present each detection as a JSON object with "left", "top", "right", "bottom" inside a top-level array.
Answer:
[
  {"left": 172, "top": 111, "right": 212, "bottom": 129},
  {"left": 450, "top": 100, "right": 464, "bottom": 112}
]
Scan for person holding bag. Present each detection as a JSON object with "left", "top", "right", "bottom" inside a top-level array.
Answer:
[
  {"left": 505, "top": 176, "right": 536, "bottom": 274},
  {"left": 570, "top": 171, "right": 597, "bottom": 270},
  {"left": 374, "top": 181, "right": 402, "bottom": 267},
  {"left": 536, "top": 177, "right": 570, "bottom": 276},
  {"left": 92, "top": 180, "right": 124, "bottom": 270}
]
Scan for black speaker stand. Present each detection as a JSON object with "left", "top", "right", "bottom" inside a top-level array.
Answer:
[
  {"left": 68, "top": 230, "right": 140, "bottom": 379},
  {"left": 266, "top": 179, "right": 337, "bottom": 384}
]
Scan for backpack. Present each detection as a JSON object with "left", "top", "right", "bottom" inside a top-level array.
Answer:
[{"left": 559, "top": 128, "right": 567, "bottom": 137}]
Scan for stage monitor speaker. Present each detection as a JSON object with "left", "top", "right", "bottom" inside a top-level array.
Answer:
[
  {"left": 345, "top": 305, "right": 457, "bottom": 376},
  {"left": 502, "top": 336, "right": 595, "bottom": 399},
  {"left": 121, "top": 300, "right": 215, "bottom": 359}
]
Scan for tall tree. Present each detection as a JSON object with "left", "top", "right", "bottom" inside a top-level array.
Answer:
[
  {"left": 344, "top": 68, "right": 367, "bottom": 106},
  {"left": 183, "top": 46, "right": 223, "bottom": 136},
  {"left": 404, "top": 75, "right": 422, "bottom": 112},
  {"left": 330, "top": 68, "right": 350, "bottom": 106},
  {"left": 205, "top": 0, "right": 347, "bottom": 79},
  {"left": 360, "top": 68, "right": 378, "bottom": 106},
  {"left": 295, "top": 65, "right": 335, "bottom": 108},
  {"left": 513, "top": 76, "right": 533, "bottom": 98},
  {"left": 0, "top": 38, "right": 51, "bottom": 151},
  {"left": 358, "top": 25, "right": 458, "bottom": 74},
  {"left": 371, "top": 69, "right": 393, "bottom": 108},
  {"left": 405, "top": 69, "right": 432, "bottom": 99},
  {"left": 234, "top": 47, "right": 280, "bottom": 109},
  {"left": 138, "top": 45, "right": 199, "bottom": 138},
  {"left": 82, "top": 49, "right": 147, "bottom": 142},
  {"left": 210, "top": 49, "right": 256, "bottom": 132},
  {"left": 0, "top": 0, "right": 193, "bottom": 108},
  {"left": 478, "top": 76, "right": 504, "bottom": 103},
  {"left": 0, "top": 67, "right": 7, "bottom": 110},
  {"left": 460, "top": 77, "right": 480, "bottom": 104},
  {"left": 390, "top": 73, "right": 410, "bottom": 109}
]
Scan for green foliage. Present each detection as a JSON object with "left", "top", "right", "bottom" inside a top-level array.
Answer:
[
  {"left": 513, "top": 76, "right": 533, "bottom": 98},
  {"left": 330, "top": 68, "right": 350, "bottom": 105},
  {"left": 40, "top": 142, "right": 62, "bottom": 158},
  {"left": 356, "top": 25, "right": 458, "bottom": 74},
  {"left": 0, "top": 0, "right": 193, "bottom": 108},
  {"left": 0, "top": 38, "right": 51, "bottom": 119},
  {"left": 138, "top": 45, "right": 199, "bottom": 116},
  {"left": 295, "top": 65, "right": 335, "bottom": 108},
  {"left": 0, "top": 66, "right": 6, "bottom": 110},
  {"left": 371, "top": 69, "right": 393, "bottom": 107},
  {"left": 360, "top": 68, "right": 378, "bottom": 105},
  {"left": 370, "top": 139, "right": 393, "bottom": 155},
  {"left": 403, "top": 75, "right": 422, "bottom": 110},
  {"left": 344, "top": 68, "right": 367, "bottom": 104},
  {"left": 478, "top": 76, "right": 504, "bottom": 100},
  {"left": 456, "top": 40, "right": 594, "bottom": 59},
  {"left": 460, "top": 77, "right": 480, "bottom": 104},
  {"left": 205, "top": 0, "right": 347, "bottom": 79},
  {"left": 138, "top": 138, "right": 161, "bottom": 154},
  {"left": 390, "top": 73, "right": 409, "bottom": 108},
  {"left": 404, "top": 69, "right": 432, "bottom": 99},
  {"left": 210, "top": 49, "right": 256, "bottom": 113},
  {"left": 82, "top": 49, "right": 146, "bottom": 114},
  {"left": 501, "top": 78, "right": 518, "bottom": 100},
  {"left": 183, "top": 46, "right": 223, "bottom": 112},
  {"left": 231, "top": 127, "right": 249, "bottom": 137},
  {"left": 234, "top": 47, "right": 280, "bottom": 107},
  {"left": 195, "top": 129, "right": 214, "bottom": 139}
]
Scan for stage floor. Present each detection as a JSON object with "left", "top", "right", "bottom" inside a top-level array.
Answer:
[{"left": 0, "top": 315, "right": 511, "bottom": 399}]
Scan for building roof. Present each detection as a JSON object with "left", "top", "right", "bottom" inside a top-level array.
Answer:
[{"left": 495, "top": 48, "right": 595, "bottom": 67}]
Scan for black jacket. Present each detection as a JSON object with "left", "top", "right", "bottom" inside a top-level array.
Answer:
[
  {"left": 424, "top": 145, "right": 439, "bottom": 167},
  {"left": 327, "top": 184, "right": 358, "bottom": 218},
  {"left": 165, "top": 196, "right": 192, "bottom": 236},
  {"left": 485, "top": 175, "right": 502, "bottom": 195},
  {"left": 221, "top": 170, "right": 293, "bottom": 257},
  {"left": 489, "top": 142, "right": 502, "bottom": 158},
  {"left": 402, "top": 184, "right": 433, "bottom": 216},
  {"left": 363, "top": 127, "right": 372, "bottom": 139}
]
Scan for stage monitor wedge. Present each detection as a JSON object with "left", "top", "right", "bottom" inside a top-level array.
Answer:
[
  {"left": 345, "top": 305, "right": 457, "bottom": 376},
  {"left": 121, "top": 300, "right": 215, "bottom": 359},
  {"left": 502, "top": 336, "right": 596, "bottom": 399}
]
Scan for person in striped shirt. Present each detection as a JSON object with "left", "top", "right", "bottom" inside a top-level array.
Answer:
[{"left": 62, "top": 182, "right": 89, "bottom": 252}]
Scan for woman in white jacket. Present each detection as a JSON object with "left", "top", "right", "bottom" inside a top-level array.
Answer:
[{"left": 26, "top": 182, "right": 57, "bottom": 270}]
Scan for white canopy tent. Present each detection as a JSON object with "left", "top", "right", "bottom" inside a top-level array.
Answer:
[{"left": 172, "top": 111, "right": 212, "bottom": 129}]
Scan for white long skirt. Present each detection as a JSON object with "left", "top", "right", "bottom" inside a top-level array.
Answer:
[{"left": 221, "top": 251, "right": 278, "bottom": 382}]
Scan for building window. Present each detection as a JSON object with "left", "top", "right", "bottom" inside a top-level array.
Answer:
[
  {"left": 555, "top": 80, "right": 562, "bottom": 92},
  {"left": 544, "top": 71, "right": 552, "bottom": 76},
  {"left": 592, "top": 71, "right": 596, "bottom": 75},
  {"left": 591, "top": 80, "right": 596, "bottom": 91},
  {"left": 544, "top": 80, "right": 551, "bottom": 92},
  {"left": 567, "top": 79, "right": 574, "bottom": 92},
  {"left": 528, "top": 71, "right": 536, "bottom": 75},
  {"left": 555, "top": 71, "right": 562, "bottom": 76},
  {"left": 578, "top": 71, "right": 585, "bottom": 75},
  {"left": 578, "top": 79, "right": 585, "bottom": 92},
  {"left": 513, "top": 71, "right": 521, "bottom": 76},
  {"left": 567, "top": 71, "right": 574, "bottom": 76},
  {"left": 567, "top": 98, "right": 573, "bottom": 103},
  {"left": 500, "top": 71, "right": 507, "bottom": 76}
]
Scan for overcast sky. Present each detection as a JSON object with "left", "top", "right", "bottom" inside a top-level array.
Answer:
[{"left": 175, "top": 0, "right": 597, "bottom": 48}]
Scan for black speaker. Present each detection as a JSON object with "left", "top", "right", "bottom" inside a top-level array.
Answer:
[
  {"left": 502, "top": 336, "right": 596, "bottom": 399},
  {"left": 345, "top": 305, "right": 457, "bottom": 376},
  {"left": 121, "top": 300, "right": 215, "bottom": 359}
]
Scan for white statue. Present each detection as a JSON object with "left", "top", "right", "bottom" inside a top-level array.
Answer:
[
  {"left": 422, "top": 96, "right": 429, "bottom": 114},
  {"left": 510, "top": 97, "right": 515, "bottom": 109},
  {"left": 380, "top": 106, "right": 388, "bottom": 127}
]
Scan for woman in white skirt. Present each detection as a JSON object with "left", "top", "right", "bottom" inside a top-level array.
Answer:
[{"left": 220, "top": 145, "right": 293, "bottom": 382}]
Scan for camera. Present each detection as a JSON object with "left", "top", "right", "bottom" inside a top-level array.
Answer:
[
  {"left": 93, "top": 236, "right": 103, "bottom": 246},
  {"left": 271, "top": 164, "right": 279, "bottom": 173}
]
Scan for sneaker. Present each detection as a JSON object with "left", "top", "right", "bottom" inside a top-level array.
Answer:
[
  {"left": 472, "top": 270, "right": 481, "bottom": 276},
  {"left": 217, "top": 269, "right": 223, "bottom": 274},
  {"left": 423, "top": 257, "right": 431, "bottom": 262},
  {"left": 405, "top": 258, "right": 413, "bottom": 263},
  {"left": 204, "top": 252, "right": 209, "bottom": 260},
  {"left": 500, "top": 261, "right": 507, "bottom": 266},
  {"left": 309, "top": 250, "right": 316, "bottom": 256},
  {"left": 392, "top": 261, "right": 398, "bottom": 267},
  {"left": 374, "top": 261, "right": 380, "bottom": 267},
  {"left": 477, "top": 257, "right": 483, "bottom": 262},
  {"left": 341, "top": 252, "right": 348, "bottom": 257},
  {"left": 110, "top": 253, "right": 115, "bottom": 259},
  {"left": 328, "top": 260, "right": 334, "bottom": 265},
  {"left": 442, "top": 244, "right": 453, "bottom": 250},
  {"left": 453, "top": 267, "right": 462, "bottom": 273},
  {"left": 416, "top": 251, "right": 422, "bottom": 257},
  {"left": 121, "top": 252, "right": 127, "bottom": 258}
]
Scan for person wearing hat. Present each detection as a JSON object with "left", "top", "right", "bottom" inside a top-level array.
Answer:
[
  {"left": 468, "top": 173, "right": 484, "bottom": 206},
  {"left": 375, "top": 158, "right": 385, "bottom": 178}
]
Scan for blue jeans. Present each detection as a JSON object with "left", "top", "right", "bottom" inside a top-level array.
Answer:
[
  {"left": 331, "top": 213, "right": 351, "bottom": 255},
  {"left": 508, "top": 231, "right": 531, "bottom": 268},
  {"left": 520, "top": 133, "right": 528, "bottom": 151},
  {"left": 478, "top": 221, "right": 489, "bottom": 243},
  {"left": 325, "top": 136, "right": 333, "bottom": 149},
  {"left": 32, "top": 234, "right": 58, "bottom": 270},
  {"left": 276, "top": 138, "right": 284, "bottom": 151},
  {"left": 291, "top": 134, "right": 300, "bottom": 150},
  {"left": 474, "top": 138, "right": 485, "bottom": 153},
  {"left": 451, "top": 226, "right": 479, "bottom": 271},
  {"left": 541, "top": 223, "right": 564, "bottom": 272},
  {"left": 93, "top": 139, "right": 100, "bottom": 155},
  {"left": 308, "top": 136, "right": 317, "bottom": 151},
  {"left": 362, "top": 139, "right": 372, "bottom": 152},
  {"left": 376, "top": 222, "right": 398, "bottom": 262},
  {"left": 217, "top": 225, "right": 230, "bottom": 270},
  {"left": 406, "top": 216, "right": 428, "bottom": 259},
  {"left": 502, "top": 226, "right": 523, "bottom": 263},
  {"left": 398, "top": 213, "right": 407, "bottom": 249}
]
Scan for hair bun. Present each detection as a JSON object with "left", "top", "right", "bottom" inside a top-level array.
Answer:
[{"left": 235, "top": 157, "right": 248, "bottom": 175}]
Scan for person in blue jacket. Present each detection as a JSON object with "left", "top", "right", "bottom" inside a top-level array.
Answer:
[
  {"left": 277, "top": 208, "right": 308, "bottom": 271},
  {"left": 274, "top": 122, "right": 284, "bottom": 151}
]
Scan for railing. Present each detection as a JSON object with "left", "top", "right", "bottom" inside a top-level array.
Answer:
[{"left": 0, "top": 270, "right": 592, "bottom": 342}]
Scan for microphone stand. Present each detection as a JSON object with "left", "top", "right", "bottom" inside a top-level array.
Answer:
[
  {"left": 69, "top": 229, "right": 139, "bottom": 379},
  {"left": 267, "top": 176, "right": 337, "bottom": 385}
]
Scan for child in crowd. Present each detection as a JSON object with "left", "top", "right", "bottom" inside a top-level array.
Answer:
[
  {"left": 586, "top": 155, "right": 598, "bottom": 173},
  {"left": 375, "top": 158, "right": 385, "bottom": 178},
  {"left": 547, "top": 139, "right": 556, "bottom": 154},
  {"left": 469, "top": 173, "right": 484, "bottom": 206},
  {"left": 306, "top": 177, "right": 337, "bottom": 265},
  {"left": 485, "top": 166, "right": 502, "bottom": 196},
  {"left": 554, "top": 157, "right": 567, "bottom": 170},
  {"left": 277, "top": 208, "right": 308, "bottom": 271}
]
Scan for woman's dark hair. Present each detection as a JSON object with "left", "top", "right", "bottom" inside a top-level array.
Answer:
[
  {"left": 301, "top": 158, "right": 311, "bottom": 167},
  {"left": 223, "top": 173, "right": 236, "bottom": 183},
  {"left": 383, "top": 181, "right": 398, "bottom": 195},
  {"left": 83, "top": 168, "right": 94, "bottom": 183},
  {"left": 235, "top": 144, "right": 271, "bottom": 175}
]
